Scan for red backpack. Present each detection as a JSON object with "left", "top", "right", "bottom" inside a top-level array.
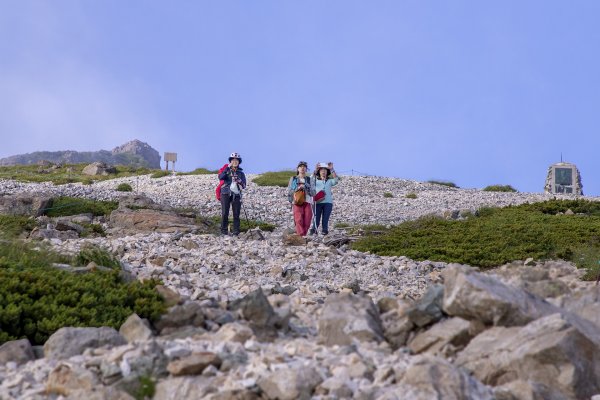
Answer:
[{"left": 215, "top": 164, "right": 229, "bottom": 201}]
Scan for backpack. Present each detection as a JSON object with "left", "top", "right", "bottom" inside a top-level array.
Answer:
[
  {"left": 288, "top": 176, "right": 310, "bottom": 205},
  {"left": 215, "top": 164, "right": 229, "bottom": 201}
]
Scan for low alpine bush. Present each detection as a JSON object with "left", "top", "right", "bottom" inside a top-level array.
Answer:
[
  {"left": 483, "top": 184, "right": 517, "bottom": 192},
  {"left": 252, "top": 171, "right": 296, "bottom": 187},
  {"left": 116, "top": 183, "right": 133, "bottom": 192},
  {"left": 352, "top": 200, "right": 600, "bottom": 277}
]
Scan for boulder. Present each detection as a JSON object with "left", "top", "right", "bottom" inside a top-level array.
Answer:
[
  {"left": 381, "top": 309, "right": 414, "bottom": 349},
  {"left": 405, "top": 284, "right": 445, "bottom": 327},
  {"left": 66, "top": 387, "right": 135, "bottom": 400},
  {"left": 29, "top": 227, "right": 79, "bottom": 241},
  {"left": 119, "top": 313, "right": 154, "bottom": 342},
  {"left": 318, "top": 292, "right": 384, "bottom": 346},
  {"left": 257, "top": 362, "right": 323, "bottom": 400},
  {"left": 442, "top": 264, "right": 559, "bottom": 326},
  {"left": 558, "top": 285, "right": 600, "bottom": 330},
  {"left": 393, "top": 355, "right": 494, "bottom": 399},
  {"left": 408, "top": 317, "right": 472, "bottom": 356},
  {"left": 46, "top": 362, "right": 99, "bottom": 396},
  {"left": 0, "top": 338, "right": 35, "bottom": 365},
  {"left": 213, "top": 323, "right": 254, "bottom": 344},
  {"left": 228, "top": 289, "right": 278, "bottom": 339},
  {"left": 154, "top": 376, "right": 216, "bottom": 400},
  {"left": 167, "top": 352, "right": 221, "bottom": 376},
  {"left": 282, "top": 229, "right": 307, "bottom": 246},
  {"left": 0, "top": 194, "right": 52, "bottom": 216},
  {"left": 493, "top": 379, "right": 570, "bottom": 400},
  {"left": 82, "top": 162, "right": 116, "bottom": 176},
  {"left": 44, "top": 327, "right": 126, "bottom": 360},
  {"left": 456, "top": 313, "right": 600, "bottom": 399},
  {"left": 109, "top": 208, "right": 199, "bottom": 233},
  {"left": 154, "top": 302, "right": 204, "bottom": 333}
]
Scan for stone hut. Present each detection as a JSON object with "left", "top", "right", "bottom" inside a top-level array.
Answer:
[{"left": 544, "top": 161, "right": 583, "bottom": 195}]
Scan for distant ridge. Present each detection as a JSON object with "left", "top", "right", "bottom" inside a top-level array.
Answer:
[{"left": 0, "top": 139, "right": 161, "bottom": 169}]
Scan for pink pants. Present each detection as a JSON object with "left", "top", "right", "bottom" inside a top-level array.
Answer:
[{"left": 293, "top": 203, "right": 313, "bottom": 236}]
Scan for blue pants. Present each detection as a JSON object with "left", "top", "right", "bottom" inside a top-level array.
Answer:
[{"left": 315, "top": 203, "right": 333, "bottom": 234}]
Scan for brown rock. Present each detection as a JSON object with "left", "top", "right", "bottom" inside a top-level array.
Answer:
[
  {"left": 156, "top": 284, "right": 182, "bottom": 307},
  {"left": 408, "top": 317, "right": 471, "bottom": 356},
  {"left": 109, "top": 208, "right": 198, "bottom": 233},
  {"left": 167, "top": 352, "right": 222, "bottom": 376},
  {"left": 119, "top": 313, "right": 154, "bottom": 342},
  {"left": 46, "top": 363, "right": 99, "bottom": 396}
]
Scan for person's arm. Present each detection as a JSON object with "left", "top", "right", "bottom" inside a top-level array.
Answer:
[
  {"left": 306, "top": 177, "right": 316, "bottom": 196},
  {"left": 218, "top": 167, "right": 230, "bottom": 181},
  {"left": 287, "top": 176, "right": 296, "bottom": 196}
]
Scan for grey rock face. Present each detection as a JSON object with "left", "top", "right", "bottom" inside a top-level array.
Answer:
[
  {"left": 0, "top": 140, "right": 159, "bottom": 168},
  {"left": 112, "top": 139, "right": 161, "bottom": 169},
  {"left": 257, "top": 362, "right": 323, "bottom": 400},
  {"left": 0, "top": 339, "right": 35, "bottom": 365},
  {"left": 442, "top": 265, "right": 559, "bottom": 326},
  {"left": 119, "top": 313, "right": 154, "bottom": 343},
  {"left": 394, "top": 355, "right": 494, "bottom": 400},
  {"left": 109, "top": 208, "right": 200, "bottom": 234},
  {"left": 405, "top": 284, "right": 445, "bottom": 327},
  {"left": 318, "top": 293, "right": 384, "bottom": 346},
  {"left": 456, "top": 313, "right": 600, "bottom": 399},
  {"left": 0, "top": 194, "right": 52, "bottom": 216},
  {"left": 43, "top": 327, "right": 126, "bottom": 360},
  {"left": 82, "top": 162, "right": 117, "bottom": 176}
]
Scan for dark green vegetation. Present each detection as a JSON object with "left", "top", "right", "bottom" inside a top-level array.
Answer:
[
  {"left": 0, "top": 215, "right": 36, "bottom": 238},
  {"left": 483, "top": 184, "right": 517, "bottom": 192},
  {"left": 134, "top": 375, "right": 156, "bottom": 400},
  {"left": 252, "top": 170, "right": 296, "bottom": 187},
  {"left": 383, "top": 192, "right": 394, "bottom": 198},
  {"left": 44, "top": 197, "right": 118, "bottom": 218},
  {"left": 0, "top": 240, "right": 165, "bottom": 345},
  {"left": 116, "top": 183, "right": 133, "bottom": 192},
  {"left": 177, "top": 167, "right": 218, "bottom": 175},
  {"left": 405, "top": 192, "right": 418, "bottom": 199},
  {"left": 427, "top": 180, "right": 459, "bottom": 188},
  {"left": 353, "top": 200, "right": 600, "bottom": 278},
  {"left": 209, "top": 216, "right": 276, "bottom": 233},
  {"left": 0, "top": 163, "right": 156, "bottom": 185},
  {"left": 150, "top": 170, "right": 172, "bottom": 179},
  {"left": 75, "top": 243, "right": 121, "bottom": 269}
]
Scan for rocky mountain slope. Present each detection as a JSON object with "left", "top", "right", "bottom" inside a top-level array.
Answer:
[
  {"left": 0, "top": 139, "right": 161, "bottom": 169},
  {"left": 1, "top": 174, "right": 600, "bottom": 399}
]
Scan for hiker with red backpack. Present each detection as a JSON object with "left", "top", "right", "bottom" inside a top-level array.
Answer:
[{"left": 217, "top": 152, "right": 246, "bottom": 236}]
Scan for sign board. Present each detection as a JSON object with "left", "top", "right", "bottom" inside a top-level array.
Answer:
[{"left": 164, "top": 152, "right": 177, "bottom": 162}]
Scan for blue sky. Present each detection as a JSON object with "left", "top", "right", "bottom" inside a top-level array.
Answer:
[{"left": 1, "top": 1, "right": 600, "bottom": 194}]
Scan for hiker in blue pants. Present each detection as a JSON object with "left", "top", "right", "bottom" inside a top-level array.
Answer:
[{"left": 311, "top": 162, "right": 340, "bottom": 235}]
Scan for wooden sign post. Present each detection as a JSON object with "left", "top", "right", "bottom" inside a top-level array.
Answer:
[{"left": 164, "top": 152, "right": 178, "bottom": 172}]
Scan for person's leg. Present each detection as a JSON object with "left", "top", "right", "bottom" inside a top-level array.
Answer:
[
  {"left": 232, "top": 195, "right": 241, "bottom": 235},
  {"left": 301, "top": 203, "right": 312, "bottom": 236},
  {"left": 309, "top": 203, "right": 317, "bottom": 235},
  {"left": 220, "top": 195, "right": 231, "bottom": 234},
  {"left": 315, "top": 203, "right": 324, "bottom": 232},
  {"left": 322, "top": 203, "right": 333, "bottom": 234},
  {"left": 293, "top": 205, "right": 304, "bottom": 235}
]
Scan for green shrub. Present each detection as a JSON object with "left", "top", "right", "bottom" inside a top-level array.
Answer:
[
  {"left": 0, "top": 241, "right": 165, "bottom": 345},
  {"left": 0, "top": 163, "right": 155, "bottom": 185},
  {"left": 252, "top": 171, "right": 296, "bottom": 187},
  {"left": 352, "top": 200, "right": 600, "bottom": 275},
  {"left": 427, "top": 180, "right": 458, "bottom": 188},
  {"left": 44, "top": 197, "right": 118, "bottom": 217},
  {"left": 483, "top": 184, "right": 517, "bottom": 192},
  {"left": 116, "top": 183, "right": 133, "bottom": 192},
  {"left": 134, "top": 375, "right": 156, "bottom": 400},
  {"left": 177, "top": 168, "right": 218, "bottom": 175},
  {"left": 0, "top": 215, "right": 36, "bottom": 239},
  {"left": 383, "top": 192, "right": 394, "bottom": 198},
  {"left": 150, "top": 170, "right": 171, "bottom": 179},
  {"left": 209, "top": 217, "right": 276, "bottom": 233},
  {"left": 405, "top": 192, "right": 417, "bottom": 199},
  {"left": 75, "top": 244, "right": 120, "bottom": 268}
]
